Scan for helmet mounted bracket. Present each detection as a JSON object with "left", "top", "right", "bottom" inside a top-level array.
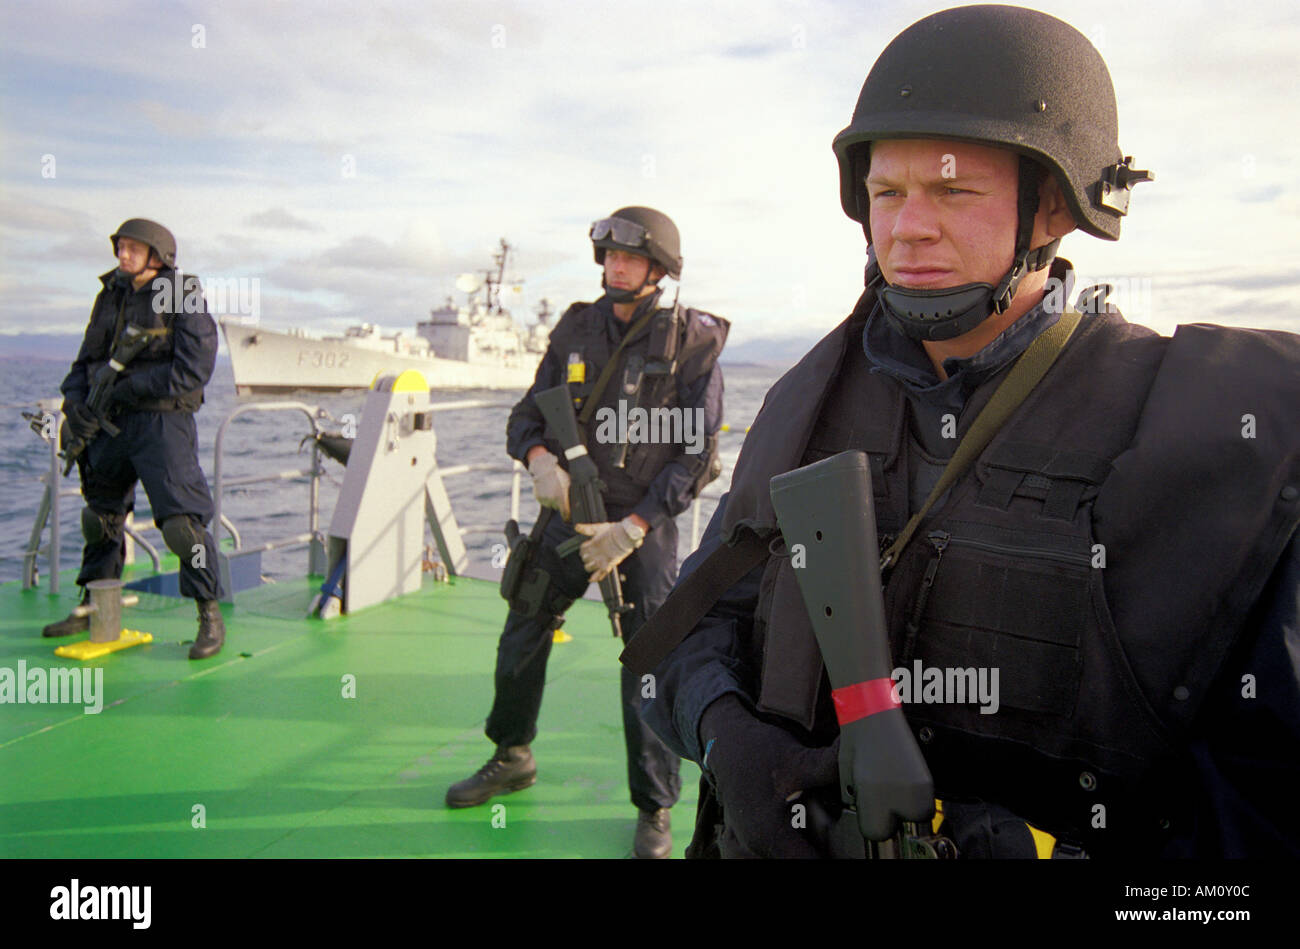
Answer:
[{"left": 1098, "top": 157, "right": 1154, "bottom": 215}]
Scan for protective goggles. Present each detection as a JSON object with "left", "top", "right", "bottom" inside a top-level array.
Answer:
[{"left": 589, "top": 217, "right": 649, "bottom": 248}]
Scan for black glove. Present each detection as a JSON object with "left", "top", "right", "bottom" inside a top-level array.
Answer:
[
  {"left": 938, "top": 800, "right": 1038, "bottom": 858},
  {"left": 699, "top": 693, "right": 839, "bottom": 858},
  {"left": 108, "top": 377, "right": 139, "bottom": 408},
  {"left": 61, "top": 400, "right": 99, "bottom": 442},
  {"left": 89, "top": 363, "right": 118, "bottom": 388}
]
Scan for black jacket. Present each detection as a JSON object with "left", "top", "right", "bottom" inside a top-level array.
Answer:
[
  {"left": 644, "top": 286, "right": 1300, "bottom": 857},
  {"left": 506, "top": 293, "right": 727, "bottom": 528},
  {"left": 62, "top": 268, "right": 217, "bottom": 413}
]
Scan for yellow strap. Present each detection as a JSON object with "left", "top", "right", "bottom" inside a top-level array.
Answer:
[{"left": 933, "top": 798, "right": 1059, "bottom": 858}]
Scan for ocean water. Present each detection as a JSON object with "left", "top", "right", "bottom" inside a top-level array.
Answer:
[{"left": 0, "top": 356, "right": 786, "bottom": 587}]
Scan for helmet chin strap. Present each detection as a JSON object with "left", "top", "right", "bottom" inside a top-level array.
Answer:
[
  {"left": 879, "top": 239, "right": 1060, "bottom": 341},
  {"left": 878, "top": 156, "right": 1061, "bottom": 342},
  {"left": 113, "top": 253, "right": 161, "bottom": 288},
  {"left": 601, "top": 269, "right": 658, "bottom": 304},
  {"left": 604, "top": 286, "right": 664, "bottom": 322}
]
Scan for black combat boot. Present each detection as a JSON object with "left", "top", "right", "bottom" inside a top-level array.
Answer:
[
  {"left": 634, "top": 807, "right": 672, "bottom": 859},
  {"left": 189, "top": 599, "right": 225, "bottom": 659},
  {"left": 444, "top": 744, "right": 537, "bottom": 808},
  {"left": 42, "top": 589, "right": 90, "bottom": 637}
]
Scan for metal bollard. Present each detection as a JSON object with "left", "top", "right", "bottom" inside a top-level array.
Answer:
[
  {"left": 85, "top": 579, "right": 124, "bottom": 643},
  {"left": 53, "top": 581, "right": 147, "bottom": 661}
]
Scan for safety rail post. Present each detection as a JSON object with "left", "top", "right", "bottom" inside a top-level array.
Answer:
[
  {"left": 510, "top": 462, "right": 522, "bottom": 522},
  {"left": 48, "top": 409, "right": 60, "bottom": 594},
  {"left": 212, "top": 401, "right": 328, "bottom": 601},
  {"left": 123, "top": 510, "right": 135, "bottom": 568},
  {"left": 308, "top": 436, "right": 327, "bottom": 576}
]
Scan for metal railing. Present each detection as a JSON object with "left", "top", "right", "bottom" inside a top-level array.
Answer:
[
  {"left": 211, "top": 400, "right": 334, "bottom": 581},
  {"left": 423, "top": 399, "right": 525, "bottom": 535},
  {"left": 208, "top": 398, "right": 524, "bottom": 584},
  {"left": 17, "top": 394, "right": 736, "bottom": 594},
  {"left": 15, "top": 401, "right": 163, "bottom": 592}
]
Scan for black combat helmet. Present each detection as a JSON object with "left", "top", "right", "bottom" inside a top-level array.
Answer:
[
  {"left": 833, "top": 4, "right": 1152, "bottom": 241},
  {"left": 590, "top": 207, "right": 682, "bottom": 280},
  {"left": 831, "top": 5, "right": 1153, "bottom": 341},
  {"left": 110, "top": 218, "right": 177, "bottom": 269}
]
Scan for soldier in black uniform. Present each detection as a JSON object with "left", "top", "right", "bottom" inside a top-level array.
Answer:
[
  {"left": 444, "top": 207, "right": 728, "bottom": 858},
  {"left": 43, "top": 218, "right": 226, "bottom": 660},
  {"left": 635, "top": 6, "right": 1300, "bottom": 858}
]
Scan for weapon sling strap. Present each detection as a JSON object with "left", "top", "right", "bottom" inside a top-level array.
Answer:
[
  {"left": 620, "top": 308, "right": 1083, "bottom": 677},
  {"left": 576, "top": 302, "right": 669, "bottom": 427}
]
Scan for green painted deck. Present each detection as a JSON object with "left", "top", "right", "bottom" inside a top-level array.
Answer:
[{"left": 0, "top": 568, "right": 698, "bottom": 858}]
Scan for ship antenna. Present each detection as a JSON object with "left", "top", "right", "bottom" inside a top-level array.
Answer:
[{"left": 487, "top": 238, "right": 511, "bottom": 315}]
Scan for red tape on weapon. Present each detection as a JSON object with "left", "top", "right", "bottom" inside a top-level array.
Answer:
[{"left": 832, "top": 678, "right": 901, "bottom": 725}]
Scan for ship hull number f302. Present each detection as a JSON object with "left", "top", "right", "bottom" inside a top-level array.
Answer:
[{"left": 297, "top": 350, "right": 351, "bottom": 369}]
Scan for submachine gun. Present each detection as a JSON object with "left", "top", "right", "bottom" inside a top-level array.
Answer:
[
  {"left": 533, "top": 383, "right": 634, "bottom": 639},
  {"left": 57, "top": 324, "right": 162, "bottom": 476},
  {"left": 770, "top": 450, "right": 956, "bottom": 859}
]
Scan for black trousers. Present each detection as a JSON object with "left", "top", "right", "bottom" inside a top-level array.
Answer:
[
  {"left": 75, "top": 410, "right": 220, "bottom": 601},
  {"left": 486, "top": 509, "right": 683, "bottom": 812}
]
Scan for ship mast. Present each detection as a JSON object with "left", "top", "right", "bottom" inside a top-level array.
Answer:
[{"left": 484, "top": 238, "right": 511, "bottom": 315}]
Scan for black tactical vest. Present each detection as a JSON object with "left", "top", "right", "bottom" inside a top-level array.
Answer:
[
  {"left": 718, "top": 288, "right": 1300, "bottom": 853},
  {"left": 545, "top": 298, "right": 729, "bottom": 509},
  {"left": 81, "top": 269, "right": 206, "bottom": 413}
]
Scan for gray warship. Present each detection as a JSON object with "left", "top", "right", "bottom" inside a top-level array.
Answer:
[{"left": 220, "top": 239, "right": 550, "bottom": 393}]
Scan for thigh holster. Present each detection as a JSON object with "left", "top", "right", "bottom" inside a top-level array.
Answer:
[{"left": 500, "top": 509, "right": 569, "bottom": 618}]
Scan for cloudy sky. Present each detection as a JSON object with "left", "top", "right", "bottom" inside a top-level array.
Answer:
[{"left": 2, "top": 0, "right": 1298, "bottom": 352}]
